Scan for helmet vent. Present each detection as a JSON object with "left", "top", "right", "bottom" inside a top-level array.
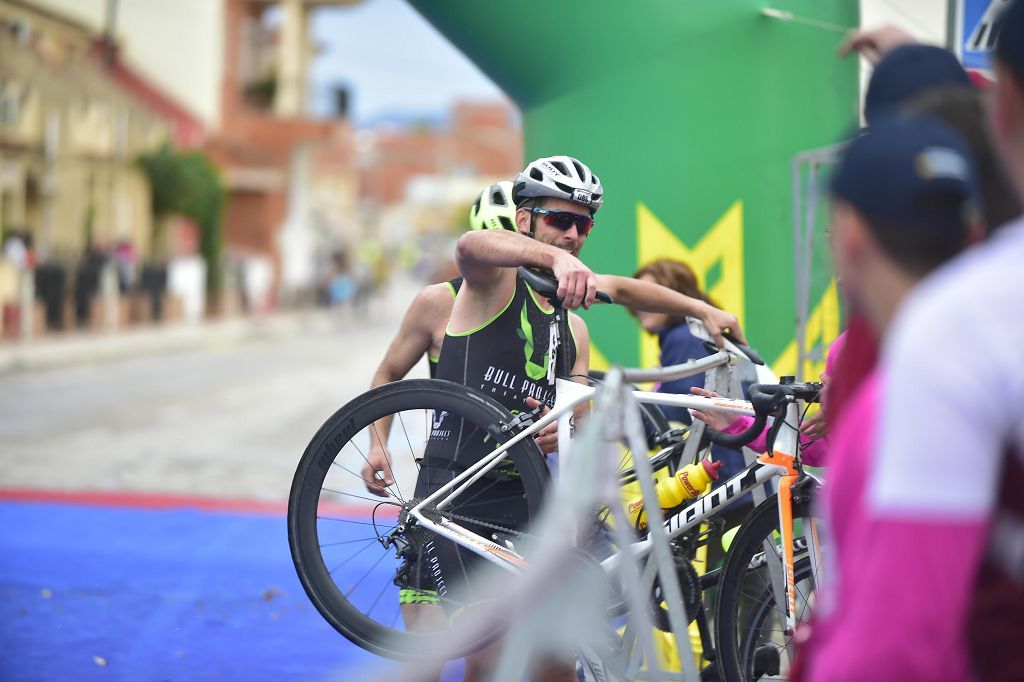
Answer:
[
  {"left": 491, "top": 187, "right": 507, "bottom": 205},
  {"left": 498, "top": 216, "right": 515, "bottom": 231},
  {"left": 571, "top": 159, "right": 586, "bottom": 180},
  {"left": 592, "top": 174, "right": 600, "bottom": 187},
  {"left": 530, "top": 168, "right": 544, "bottom": 181},
  {"left": 553, "top": 180, "right": 575, "bottom": 195},
  {"left": 472, "top": 196, "right": 482, "bottom": 215},
  {"left": 552, "top": 160, "right": 569, "bottom": 176}
]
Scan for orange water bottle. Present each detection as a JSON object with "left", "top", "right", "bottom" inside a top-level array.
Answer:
[{"left": 627, "top": 459, "right": 722, "bottom": 531}]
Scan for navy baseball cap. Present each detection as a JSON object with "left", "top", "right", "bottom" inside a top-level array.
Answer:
[
  {"left": 831, "top": 117, "right": 978, "bottom": 234},
  {"left": 996, "top": 0, "right": 1024, "bottom": 83},
  {"left": 864, "top": 45, "right": 971, "bottom": 125}
]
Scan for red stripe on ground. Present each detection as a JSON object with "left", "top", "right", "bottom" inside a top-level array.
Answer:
[{"left": 0, "top": 487, "right": 397, "bottom": 518}]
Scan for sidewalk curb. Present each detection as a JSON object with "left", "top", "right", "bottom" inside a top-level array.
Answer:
[{"left": 0, "top": 311, "right": 340, "bottom": 375}]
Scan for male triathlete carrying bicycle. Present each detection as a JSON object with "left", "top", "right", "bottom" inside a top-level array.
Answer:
[
  {"left": 363, "top": 182, "right": 518, "bottom": 495},
  {"left": 417, "top": 155, "right": 745, "bottom": 681},
  {"left": 360, "top": 182, "right": 518, "bottom": 634}
]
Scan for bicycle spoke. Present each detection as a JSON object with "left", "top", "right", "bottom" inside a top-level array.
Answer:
[
  {"left": 446, "top": 423, "right": 520, "bottom": 512},
  {"left": 350, "top": 426, "right": 406, "bottom": 505},
  {"left": 367, "top": 576, "right": 393, "bottom": 619},
  {"left": 327, "top": 537, "right": 382, "bottom": 575},
  {"left": 396, "top": 411, "right": 423, "bottom": 476},
  {"left": 322, "top": 487, "right": 405, "bottom": 506},
  {"left": 317, "top": 516, "right": 396, "bottom": 530},
  {"left": 370, "top": 421, "right": 408, "bottom": 504},
  {"left": 327, "top": 459, "right": 403, "bottom": 504},
  {"left": 617, "top": 447, "right": 634, "bottom": 474},
  {"left": 345, "top": 550, "right": 391, "bottom": 598},
  {"left": 320, "top": 537, "right": 390, "bottom": 548}
]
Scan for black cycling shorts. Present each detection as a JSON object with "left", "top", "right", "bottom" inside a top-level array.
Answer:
[{"left": 412, "top": 462, "right": 530, "bottom": 615}]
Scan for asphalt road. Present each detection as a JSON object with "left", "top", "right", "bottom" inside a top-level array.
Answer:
[
  {"left": 0, "top": 281, "right": 468, "bottom": 681},
  {"left": 0, "top": 282, "right": 426, "bottom": 502}
]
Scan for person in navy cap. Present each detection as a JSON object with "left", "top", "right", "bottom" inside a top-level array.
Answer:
[
  {"left": 801, "top": 1, "right": 1024, "bottom": 679},
  {"left": 791, "top": 115, "right": 982, "bottom": 682},
  {"left": 863, "top": 43, "right": 972, "bottom": 125}
]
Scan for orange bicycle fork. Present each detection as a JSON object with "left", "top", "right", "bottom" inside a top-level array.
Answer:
[{"left": 759, "top": 448, "right": 801, "bottom": 634}]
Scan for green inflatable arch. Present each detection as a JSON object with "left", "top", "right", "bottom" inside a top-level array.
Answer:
[{"left": 410, "top": 1, "right": 858, "bottom": 373}]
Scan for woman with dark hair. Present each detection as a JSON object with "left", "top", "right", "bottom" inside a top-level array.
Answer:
[{"left": 626, "top": 258, "right": 758, "bottom": 511}]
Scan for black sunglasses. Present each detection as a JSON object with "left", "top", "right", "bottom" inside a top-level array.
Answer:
[{"left": 529, "top": 208, "right": 595, "bottom": 235}]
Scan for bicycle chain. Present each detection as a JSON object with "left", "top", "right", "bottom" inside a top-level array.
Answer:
[{"left": 441, "top": 510, "right": 537, "bottom": 540}]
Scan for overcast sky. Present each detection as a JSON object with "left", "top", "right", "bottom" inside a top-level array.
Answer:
[{"left": 307, "top": 0, "right": 507, "bottom": 125}]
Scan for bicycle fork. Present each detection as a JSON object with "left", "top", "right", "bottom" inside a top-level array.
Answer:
[
  {"left": 777, "top": 472, "right": 799, "bottom": 634},
  {"left": 760, "top": 399, "right": 803, "bottom": 635}
]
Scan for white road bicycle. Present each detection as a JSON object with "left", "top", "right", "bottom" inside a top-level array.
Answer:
[{"left": 288, "top": 268, "right": 826, "bottom": 681}]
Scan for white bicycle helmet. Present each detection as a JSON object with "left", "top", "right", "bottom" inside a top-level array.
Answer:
[
  {"left": 512, "top": 155, "right": 604, "bottom": 214},
  {"left": 468, "top": 181, "right": 516, "bottom": 231}
]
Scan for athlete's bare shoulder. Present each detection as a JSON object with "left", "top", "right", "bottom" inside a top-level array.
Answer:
[
  {"left": 412, "top": 281, "right": 458, "bottom": 316},
  {"left": 568, "top": 311, "right": 589, "bottom": 337}
]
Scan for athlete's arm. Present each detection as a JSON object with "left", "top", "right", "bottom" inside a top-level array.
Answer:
[
  {"left": 370, "top": 285, "right": 450, "bottom": 387},
  {"left": 362, "top": 284, "right": 453, "bottom": 496},
  {"left": 455, "top": 230, "right": 597, "bottom": 310},
  {"left": 595, "top": 274, "right": 745, "bottom": 346},
  {"left": 568, "top": 313, "right": 590, "bottom": 385}
]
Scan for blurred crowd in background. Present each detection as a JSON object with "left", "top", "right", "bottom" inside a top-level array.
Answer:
[{"left": 0, "top": 0, "right": 520, "bottom": 340}]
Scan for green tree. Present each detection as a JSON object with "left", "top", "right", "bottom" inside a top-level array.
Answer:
[{"left": 136, "top": 143, "right": 227, "bottom": 295}]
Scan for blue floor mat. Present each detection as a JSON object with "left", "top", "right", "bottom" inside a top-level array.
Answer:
[{"left": 0, "top": 501, "right": 464, "bottom": 681}]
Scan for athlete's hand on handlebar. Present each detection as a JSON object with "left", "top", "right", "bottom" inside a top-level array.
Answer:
[
  {"left": 361, "top": 445, "right": 396, "bottom": 497},
  {"left": 697, "top": 302, "right": 746, "bottom": 347},
  {"left": 551, "top": 251, "right": 597, "bottom": 310}
]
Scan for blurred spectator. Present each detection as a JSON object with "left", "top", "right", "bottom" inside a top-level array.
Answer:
[
  {"left": 628, "top": 258, "right": 751, "bottom": 485},
  {"left": 2, "top": 231, "right": 34, "bottom": 270},
  {"left": 908, "top": 85, "right": 1023, "bottom": 233},
  {"left": 113, "top": 240, "right": 138, "bottom": 293}
]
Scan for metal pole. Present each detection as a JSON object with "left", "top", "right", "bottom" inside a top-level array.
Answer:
[
  {"left": 791, "top": 154, "right": 806, "bottom": 381},
  {"left": 800, "top": 161, "right": 821, "bottom": 381}
]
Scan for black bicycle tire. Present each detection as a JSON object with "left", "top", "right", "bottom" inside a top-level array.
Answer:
[
  {"left": 714, "top": 492, "right": 819, "bottom": 682},
  {"left": 736, "top": 557, "right": 813, "bottom": 680},
  {"left": 288, "top": 378, "right": 550, "bottom": 661}
]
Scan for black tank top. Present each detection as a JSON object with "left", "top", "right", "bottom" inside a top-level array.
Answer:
[
  {"left": 425, "top": 273, "right": 577, "bottom": 469},
  {"left": 427, "top": 277, "right": 463, "bottom": 379}
]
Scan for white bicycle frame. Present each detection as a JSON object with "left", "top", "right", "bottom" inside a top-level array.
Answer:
[
  {"left": 408, "top": 327, "right": 815, "bottom": 639},
  {"left": 401, "top": 317, "right": 823, "bottom": 679}
]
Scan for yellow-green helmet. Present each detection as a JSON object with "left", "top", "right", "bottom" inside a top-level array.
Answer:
[{"left": 469, "top": 181, "right": 516, "bottom": 231}]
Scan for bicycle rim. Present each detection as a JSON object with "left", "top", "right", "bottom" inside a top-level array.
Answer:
[
  {"left": 288, "top": 379, "right": 549, "bottom": 661},
  {"left": 715, "top": 494, "right": 823, "bottom": 682}
]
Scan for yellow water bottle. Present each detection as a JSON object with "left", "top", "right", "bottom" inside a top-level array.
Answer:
[{"left": 627, "top": 459, "right": 722, "bottom": 531}]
